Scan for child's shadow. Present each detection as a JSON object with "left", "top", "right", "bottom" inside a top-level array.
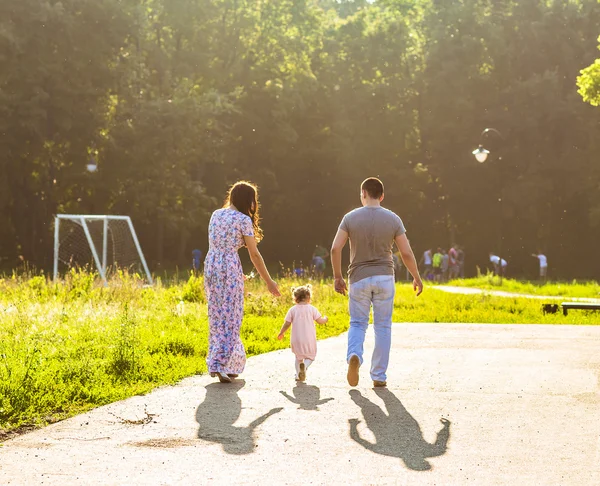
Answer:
[
  {"left": 196, "top": 380, "right": 282, "bottom": 455},
  {"left": 349, "top": 388, "right": 451, "bottom": 471},
  {"left": 280, "top": 384, "right": 334, "bottom": 411}
]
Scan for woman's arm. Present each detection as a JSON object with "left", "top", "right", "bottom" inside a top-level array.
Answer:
[{"left": 244, "top": 235, "right": 281, "bottom": 296}]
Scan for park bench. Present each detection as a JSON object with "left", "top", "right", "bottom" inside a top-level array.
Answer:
[
  {"left": 542, "top": 302, "right": 600, "bottom": 316},
  {"left": 560, "top": 302, "right": 600, "bottom": 316}
]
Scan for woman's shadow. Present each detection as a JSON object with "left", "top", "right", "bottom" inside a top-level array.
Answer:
[
  {"left": 349, "top": 388, "right": 451, "bottom": 471},
  {"left": 280, "top": 384, "right": 334, "bottom": 411},
  {"left": 196, "top": 380, "right": 282, "bottom": 455}
]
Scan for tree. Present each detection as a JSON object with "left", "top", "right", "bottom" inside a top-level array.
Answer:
[{"left": 578, "top": 36, "right": 600, "bottom": 106}]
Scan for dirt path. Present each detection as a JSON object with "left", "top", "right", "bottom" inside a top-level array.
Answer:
[
  {"left": 1, "top": 323, "right": 599, "bottom": 485},
  {"left": 435, "top": 285, "right": 600, "bottom": 302}
]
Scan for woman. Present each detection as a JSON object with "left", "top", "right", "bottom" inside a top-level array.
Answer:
[{"left": 204, "top": 181, "right": 281, "bottom": 383}]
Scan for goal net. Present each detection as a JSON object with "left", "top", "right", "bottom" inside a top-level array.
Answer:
[{"left": 53, "top": 215, "right": 153, "bottom": 284}]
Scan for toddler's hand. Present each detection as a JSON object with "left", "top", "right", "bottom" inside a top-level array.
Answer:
[{"left": 323, "top": 316, "right": 329, "bottom": 323}]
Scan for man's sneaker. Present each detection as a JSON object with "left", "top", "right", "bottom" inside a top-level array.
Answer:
[
  {"left": 373, "top": 380, "right": 387, "bottom": 387},
  {"left": 347, "top": 355, "right": 360, "bottom": 387},
  {"left": 298, "top": 362, "right": 306, "bottom": 381}
]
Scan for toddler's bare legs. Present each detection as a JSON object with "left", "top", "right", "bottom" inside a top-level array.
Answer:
[{"left": 304, "top": 358, "right": 314, "bottom": 370}]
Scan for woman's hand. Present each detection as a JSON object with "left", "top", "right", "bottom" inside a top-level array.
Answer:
[
  {"left": 267, "top": 279, "right": 281, "bottom": 297},
  {"left": 277, "top": 332, "right": 284, "bottom": 340}
]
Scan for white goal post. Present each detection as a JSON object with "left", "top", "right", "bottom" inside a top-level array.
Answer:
[{"left": 53, "top": 215, "right": 153, "bottom": 284}]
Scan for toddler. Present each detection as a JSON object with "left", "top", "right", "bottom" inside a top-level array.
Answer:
[{"left": 278, "top": 284, "right": 328, "bottom": 381}]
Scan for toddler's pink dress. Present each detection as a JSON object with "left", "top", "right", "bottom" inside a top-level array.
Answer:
[{"left": 285, "top": 303, "right": 323, "bottom": 361}]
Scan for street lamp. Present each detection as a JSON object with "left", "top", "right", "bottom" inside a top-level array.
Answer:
[
  {"left": 472, "top": 127, "right": 505, "bottom": 284},
  {"left": 472, "top": 145, "right": 489, "bottom": 163},
  {"left": 86, "top": 155, "right": 98, "bottom": 173}
]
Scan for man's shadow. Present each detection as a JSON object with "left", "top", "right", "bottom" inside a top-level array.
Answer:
[
  {"left": 349, "top": 388, "right": 451, "bottom": 471},
  {"left": 196, "top": 380, "right": 282, "bottom": 454},
  {"left": 280, "top": 384, "right": 334, "bottom": 411}
]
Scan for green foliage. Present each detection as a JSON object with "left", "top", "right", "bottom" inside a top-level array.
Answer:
[
  {"left": 1, "top": 0, "right": 600, "bottom": 278},
  {"left": 578, "top": 36, "right": 600, "bottom": 106}
]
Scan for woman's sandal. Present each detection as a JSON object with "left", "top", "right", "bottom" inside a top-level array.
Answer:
[{"left": 210, "top": 372, "right": 232, "bottom": 383}]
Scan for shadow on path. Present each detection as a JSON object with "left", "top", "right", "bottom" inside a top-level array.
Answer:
[
  {"left": 196, "top": 380, "right": 282, "bottom": 454},
  {"left": 349, "top": 388, "right": 451, "bottom": 471},
  {"left": 280, "top": 384, "right": 334, "bottom": 411}
]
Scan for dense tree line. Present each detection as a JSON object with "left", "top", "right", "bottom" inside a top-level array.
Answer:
[{"left": 1, "top": 0, "right": 599, "bottom": 278}]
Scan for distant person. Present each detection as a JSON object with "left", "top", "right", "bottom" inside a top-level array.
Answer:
[
  {"left": 331, "top": 177, "right": 423, "bottom": 388},
  {"left": 457, "top": 246, "right": 465, "bottom": 278},
  {"left": 419, "top": 249, "right": 433, "bottom": 280},
  {"left": 192, "top": 249, "right": 203, "bottom": 276},
  {"left": 441, "top": 250, "right": 449, "bottom": 282},
  {"left": 312, "top": 255, "right": 326, "bottom": 278},
  {"left": 532, "top": 252, "right": 548, "bottom": 281},
  {"left": 204, "top": 181, "right": 281, "bottom": 384},
  {"left": 489, "top": 253, "right": 507, "bottom": 276},
  {"left": 294, "top": 262, "right": 306, "bottom": 278},
  {"left": 432, "top": 248, "right": 443, "bottom": 282},
  {"left": 312, "top": 245, "right": 329, "bottom": 278},
  {"left": 448, "top": 246, "right": 459, "bottom": 280},
  {"left": 277, "top": 284, "right": 328, "bottom": 382}
]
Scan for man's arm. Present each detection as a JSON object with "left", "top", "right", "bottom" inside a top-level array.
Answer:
[
  {"left": 331, "top": 228, "right": 349, "bottom": 295},
  {"left": 395, "top": 234, "right": 423, "bottom": 296}
]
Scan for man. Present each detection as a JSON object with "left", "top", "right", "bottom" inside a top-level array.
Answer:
[
  {"left": 441, "top": 250, "right": 449, "bottom": 282},
  {"left": 419, "top": 248, "right": 433, "bottom": 280},
  {"left": 331, "top": 177, "right": 423, "bottom": 388},
  {"left": 192, "top": 249, "right": 203, "bottom": 276},
  {"left": 532, "top": 252, "right": 548, "bottom": 281},
  {"left": 312, "top": 245, "right": 329, "bottom": 278},
  {"left": 457, "top": 246, "right": 465, "bottom": 278},
  {"left": 489, "top": 253, "right": 507, "bottom": 276},
  {"left": 448, "top": 245, "right": 459, "bottom": 280},
  {"left": 432, "top": 248, "right": 443, "bottom": 282}
]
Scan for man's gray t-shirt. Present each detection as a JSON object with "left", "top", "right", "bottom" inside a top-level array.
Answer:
[{"left": 339, "top": 206, "right": 406, "bottom": 284}]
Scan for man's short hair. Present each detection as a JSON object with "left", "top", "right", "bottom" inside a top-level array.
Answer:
[{"left": 361, "top": 177, "right": 384, "bottom": 199}]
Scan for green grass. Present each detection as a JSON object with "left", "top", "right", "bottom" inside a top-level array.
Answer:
[
  {"left": 444, "top": 276, "right": 600, "bottom": 298},
  {"left": 1, "top": 271, "right": 599, "bottom": 437}
]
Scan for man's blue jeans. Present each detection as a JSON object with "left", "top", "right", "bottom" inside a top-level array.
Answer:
[{"left": 347, "top": 275, "right": 395, "bottom": 382}]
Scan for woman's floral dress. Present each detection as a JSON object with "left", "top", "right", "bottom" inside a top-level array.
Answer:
[{"left": 204, "top": 208, "right": 254, "bottom": 374}]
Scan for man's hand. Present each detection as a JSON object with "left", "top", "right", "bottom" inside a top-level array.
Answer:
[
  {"left": 334, "top": 277, "right": 347, "bottom": 296},
  {"left": 413, "top": 278, "right": 423, "bottom": 296}
]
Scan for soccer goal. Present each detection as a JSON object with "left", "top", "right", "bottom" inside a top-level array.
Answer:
[{"left": 53, "top": 215, "right": 153, "bottom": 284}]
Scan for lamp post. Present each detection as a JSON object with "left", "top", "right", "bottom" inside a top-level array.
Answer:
[
  {"left": 86, "top": 155, "right": 98, "bottom": 173},
  {"left": 472, "top": 128, "right": 505, "bottom": 284}
]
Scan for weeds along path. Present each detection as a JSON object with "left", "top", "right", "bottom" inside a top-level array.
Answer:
[{"left": 2, "top": 274, "right": 600, "bottom": 439}]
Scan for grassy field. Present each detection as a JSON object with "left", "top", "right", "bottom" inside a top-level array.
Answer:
[
  {"left": 1, "top": 272, "right": 600, "bottom": 437},
  {"left": 445, "top": 275, "right": 600, "bottom": 298}
]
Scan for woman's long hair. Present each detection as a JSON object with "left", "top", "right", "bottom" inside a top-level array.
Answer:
[{"left": 224, "top": 181, "right": 263, "bottom": 242}]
